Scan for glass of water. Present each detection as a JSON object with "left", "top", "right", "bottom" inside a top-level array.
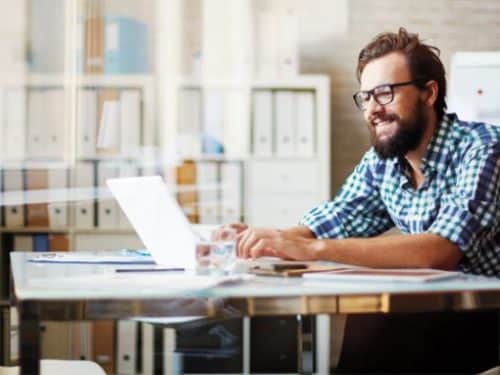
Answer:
[{"left": 196, "top": 227, "right": 237, "bottom": 274}]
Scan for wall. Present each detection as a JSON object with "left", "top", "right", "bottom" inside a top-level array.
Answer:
[{"left": 299, "top": 0, "right": 500, "bottom": 193}]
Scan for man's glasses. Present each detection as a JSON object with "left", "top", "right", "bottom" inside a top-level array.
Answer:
[{"left": 353, "top": 80, "right": 422, "bottom": 111}]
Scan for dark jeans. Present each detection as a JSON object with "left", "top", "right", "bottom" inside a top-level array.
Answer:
[{"left": 335, "top": 310, "right": 499, "bottom": 374}]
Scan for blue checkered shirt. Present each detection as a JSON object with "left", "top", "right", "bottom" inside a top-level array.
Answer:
[{"left": 300, "top": 114, "right": 500, "bottom": 276}]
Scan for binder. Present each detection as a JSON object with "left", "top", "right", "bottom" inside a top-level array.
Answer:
[
  {"left": 10, "top": 307, "right": 19, "bottom": 363},
  {"left": 224, "top": 89, "right": 250, "bottom": 157},
  {"left": 72, "top": 163, "right": 95, "bottom": 229},
  {"left": 27, "top": 89, "right": 46, "bottom": 159},
  {"left": 41, "top": 322, "right": 72, "bottom": 359},
  {"left": 196, "top": 161, "right": 219, "bottom": 225},
  {"left": 117, "top": 163, "right": 139, "bottom": 229},
  {"left": 72, "top": 322, "right": 93, "bottom": 361},
  {"left": 220, "top": 162, "right": 242, "bottom": 223},
  {"left": 201, "top": 0, "right": 229, "bottom": 78},
  {"left": 178, "top": 89, "right": 202, "bottom": 157},
  {"left": 141, "top": 322, "right": 154, "bottom": 375},
  {"left": 176, "top": 161, "right": 198, "bottom": 223},
  {"left": 104, "top": 16, "right": 148, "bottom": 74},
  {"left": 5, "top": 88, "right": 26, "bottom": 161},
  {"left": 202, "top": 89, "right": 225, "bottom": 154},
  {"left": 252, "top": 90, "right": 273, "bottom": 156},
  {"left": 96, "top": 89, "right": 120, "bottom": 156},
  {"left": 256, "top": 13, "right": 279, "bottom": 77},
  {"left": 120, "top": 90, "right": 141, "bottom": 157},
  {"left": 26, "top": 169, "right": 49, "bottom": 227},
  {"left": 277, "top": 12, "right": 299, "bottom": 76},
  {"left": 33, "top": 234, "right": 49, "bottom": 252},
  {"left": 48, "top": 167, "right": 69, "bottom": 228},
  {"left": 92, "top": 320, "right": 115, "bottom": 374},
  {"left": 84, "top": 1, "right": 104, "bottom": 73},
  {"left": 13, "top": 235, "right": 33, "bottom": 252},
  {"left": 28, "top": 0, "right": 65, "bottom": 73},
  {"left": 48, "top": 234, "right": 69, "bottom": 251},
  {"left": 77, "top": 89, "right": 97, "bottom": 158},
  {"left": 46, "top": 89, "right": 65, "bottom": 159},
  {"left": 275, "top": 91, "right": 296, "bottom": 156},
  {"left": 4, "top": 169, "right": 25, "bottom": 228},
  {"left": 97, "top": 162, "right": 119, "bottom": 229},
  {"left": 116, "top": 320, "right": 138, "bottom": 375},
  {"left": 295, "top": 92, "right": 315, "bottom": 157}
]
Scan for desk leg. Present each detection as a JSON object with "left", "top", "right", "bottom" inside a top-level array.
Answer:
[{"left": 19, "top": 301, "right": 40, "bottom": 375}]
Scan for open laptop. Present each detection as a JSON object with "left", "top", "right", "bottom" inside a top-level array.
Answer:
[{"left": 106, "top": 175, "right": 198, "bottom": 268}]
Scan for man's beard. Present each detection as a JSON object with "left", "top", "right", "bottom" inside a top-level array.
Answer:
[{"left": 369, "top": 100, "right": 427, "bottom": 159}]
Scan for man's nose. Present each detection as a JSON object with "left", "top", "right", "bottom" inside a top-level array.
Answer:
[{"left": 365, "top": 95, "right": 385, "bottom": 117}]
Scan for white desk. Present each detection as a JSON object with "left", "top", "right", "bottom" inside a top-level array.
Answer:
[{"left": 10, "top": 252, "right": 500, "bottom": 374}]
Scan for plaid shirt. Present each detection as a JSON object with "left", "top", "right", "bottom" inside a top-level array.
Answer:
[{"left": 300, "top": 114, "right": 500, "bottom": 276}]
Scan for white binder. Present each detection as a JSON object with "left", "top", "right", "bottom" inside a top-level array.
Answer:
[
  {"left": 277, "top": 12, "right": 299, "bottom": 76},
  {"left": 220, "top": 162, "right": 242, "bottom": 223},
  {"left": 117, "top": 163, "right": 139, "bottom": 229},
  {"left": 72, "top": 163, "right": 95, "bottom": 229},
  {"left": 77, "top": 89, "right": 97, "bottom": 158},
  {"left": 252, "top": 90, "right": 273, "bottom": 156},
  {"left": 141, "top": 322, "right": 154, "bottom": 375},
  {"left": 5, "top": 87, "right": 26, "bottom": 161},
  {"left": 196, "top": 161, "right": 219, "bottom": 225},
  {"left": 116, "top": 320, "right": 137, "bottom": 375},
  {"left": 46, "top": 89, "right": 65, "bottom": 159},
  {"left": 178, "top": 89, "right": 202, "bottom": 156},
  {"left": 256, "top": 13, "right": 279, "bottom": 77},
  {"left": 296, "top": 92, "right": 315, "bottom": 157},
  {"left": 120, "top": 90, "right": 141, "bottom": 157},
  {"left": 224, "top": 89, "right": 250, "bottom": 157},
  {"left": 27, "top": 89, "right": 46, "bottom": 159},
  {"left": 4, "top": 169, "right": 25, "bottom": 228},
  {"left": 275, "top": 91, "right": 296, "bottom": 156},
  {"left": 203, "top": 89, "right": 225, "bottom": 154},
  {"left": 48, "top": 167, "right": 68, "bottom": 228},
  {"left": 97, "top": 162, "right": 119, "bottom": 229}
]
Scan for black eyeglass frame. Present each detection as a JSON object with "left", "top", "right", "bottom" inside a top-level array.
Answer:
[{"left": 353, "top": 80, "right": 424, "bottom": 111}]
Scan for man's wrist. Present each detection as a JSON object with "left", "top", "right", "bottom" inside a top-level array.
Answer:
[{"left": 308, "top": 239, "right": 328, "bottom": 261}]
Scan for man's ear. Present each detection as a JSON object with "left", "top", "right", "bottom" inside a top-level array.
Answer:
[{"left": 423, "top": 80, "right": 438, "bottom": 107}]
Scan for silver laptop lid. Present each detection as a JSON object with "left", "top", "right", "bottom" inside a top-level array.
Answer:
[{"left": 106, "top": 176, "right": 197, "bottom": 268}]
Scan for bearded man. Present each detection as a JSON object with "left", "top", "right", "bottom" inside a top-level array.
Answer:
[{"left": 216, "top": 28, "right": 500, "bottom": 372}]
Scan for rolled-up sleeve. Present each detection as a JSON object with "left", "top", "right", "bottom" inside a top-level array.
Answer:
[
  {"left": 427, "top": 143, "right": 500, "bottom": 259},
  {"left": 300, "top": 151, "right": 394, "bottom": 239}
]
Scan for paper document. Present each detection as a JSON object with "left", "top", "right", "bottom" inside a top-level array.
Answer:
[{"left": 29, "top": 250, "right": 155, "bottom": 265}]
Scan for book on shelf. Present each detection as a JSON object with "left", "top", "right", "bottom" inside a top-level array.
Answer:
[
  {"left": 104, "top": 15, "right": 148, "bottom": 74},
  {"left": 176, "top": 161, "right": 198, "bottom": 223},
  {"left": 196, "top": 161, "right": 219, "bottom": 225},
  {"left": 25, "top": 169, "right": 49, "bottom": 227},
  {"left": 84, "top": 0, "right": 104, "bottom": 73}
]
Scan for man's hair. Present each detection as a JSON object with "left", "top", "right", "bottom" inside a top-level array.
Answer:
[{"left": 356, "top": 27, "right": 447, "bottom": 121}]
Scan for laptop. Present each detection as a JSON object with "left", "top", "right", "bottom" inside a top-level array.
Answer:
[{"left": 106, "top": 175, "right": 198, "bottom": 268}]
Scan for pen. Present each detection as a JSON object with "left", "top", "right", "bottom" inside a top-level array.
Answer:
[{"left": 115, "top": 267, "right": 185, "bottom": 273}]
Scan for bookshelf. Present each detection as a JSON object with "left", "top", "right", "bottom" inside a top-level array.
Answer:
[{"left": 0, "top": 0, "right": 332, "bottom": 372}]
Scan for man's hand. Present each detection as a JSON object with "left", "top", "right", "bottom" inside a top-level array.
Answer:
[
  {"left": 211, "top": 223, "right": 248, "bottom": 241},
  {"left": 236, "top": 227, "right": 319, "bottom": 260}
]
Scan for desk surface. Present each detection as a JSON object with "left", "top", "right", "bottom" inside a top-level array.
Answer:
[{"left": 11, "top": 252, "right": 500, "bottom": 316}]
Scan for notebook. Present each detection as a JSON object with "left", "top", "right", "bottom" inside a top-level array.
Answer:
[{"left": 303, "top": 268, "right": 461, "bottom": 283}]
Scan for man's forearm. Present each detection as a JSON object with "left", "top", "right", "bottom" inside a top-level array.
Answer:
[
  {"left": 312, "top": 233, "right": 463, "bottom": 270},
  {"left": 282, "top": 225, "right": 316, "bottom": 239}
]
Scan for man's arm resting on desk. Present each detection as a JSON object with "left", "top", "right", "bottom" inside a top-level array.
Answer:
[{"left": 242, "top": 230, "right": 462, "bottom": 270}]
